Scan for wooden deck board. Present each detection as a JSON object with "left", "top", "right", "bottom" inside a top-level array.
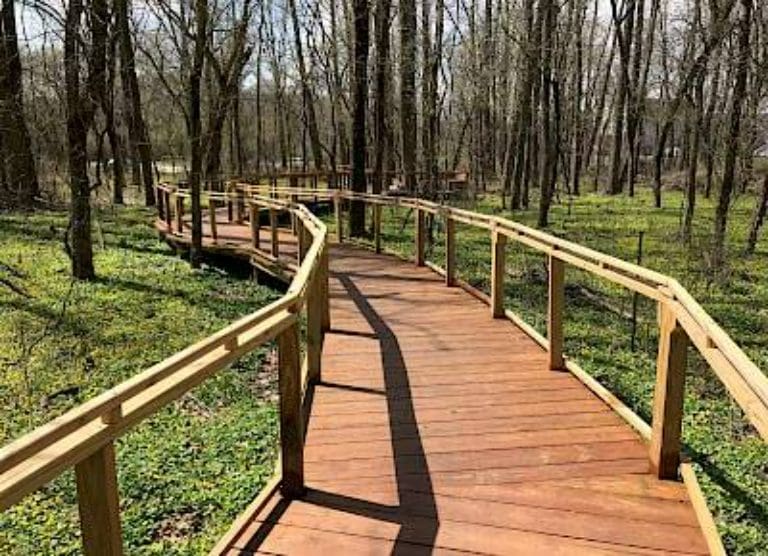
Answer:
[
  {"left": 219, "top": 242, "right": 709, "bottom": 555},
  {"left": 154, "top": 216, "right": 712, "bottom": 554}
]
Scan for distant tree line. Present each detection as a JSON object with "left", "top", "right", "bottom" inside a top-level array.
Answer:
[{"left": 1, "top": 0, "right": 767, "bottom": 278}]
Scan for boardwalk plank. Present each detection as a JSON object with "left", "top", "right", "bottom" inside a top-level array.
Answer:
[{"left": 181, "top": 237, "right": 712, "bottom": 555}]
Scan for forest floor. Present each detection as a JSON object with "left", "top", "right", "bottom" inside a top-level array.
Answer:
[
  {"left": 334, "top": 186, "right": 768, "bottom": 555},
  {"left": 0, "top": 207, "right": 280, "bottom": 554}
]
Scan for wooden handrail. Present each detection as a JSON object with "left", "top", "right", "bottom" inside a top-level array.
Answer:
[
  {"left": 1, "top": 191, "right": 330, "bottom": 555},
  {"left": 325, "top": 188, "right": 768, "bottom": 448},
  {"left": 158, "top": 181, "right": 768, "bottom": 442},
  {"left": 10, "top": 181, "right": 752, "bottom": 554}
]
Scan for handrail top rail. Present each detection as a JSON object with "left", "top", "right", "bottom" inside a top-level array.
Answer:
[
  {"left": 162, "top": 181, "right": 768, "bottom": 435},
  {"left": 0, "top": 197, "right": 328, "bottom": 511}
]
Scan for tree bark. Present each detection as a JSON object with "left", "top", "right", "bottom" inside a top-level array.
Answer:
[
  {"left": 0, "top": 0, "right": 39, "bottom": 208},
  {"left": 713, "top": 0, "right": 751, "bottom": 269},
  {"left": 188, "top": 0, "right": 208, "bottom": 268},
  {"left": 400, "top": 0, "right": 418, "bottom": 191},
  {"left": 288, "top": 0, "right": 323, "bottom": 170},
  {"left": 116, "top": 0, "right": 155, "bottom": 206},
  {"left": 372, "top": 0, "right": 392, "bottom": 193},
  {"left": 65, "top": 0, "right": 107, "bottom": 279},
  {"left": 349, "top": 0, "right": 369, "bottom": 236},
  {"left": 746, "top": 174, "right": 768, "bottom": 254}
]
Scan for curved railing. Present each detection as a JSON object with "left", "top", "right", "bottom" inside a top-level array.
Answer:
[
  {"left": 0, "top": 187, "right": 329, "bottom": 555},
  {"left": 2, "top": 179, "right": 765, "bottom": 555}
]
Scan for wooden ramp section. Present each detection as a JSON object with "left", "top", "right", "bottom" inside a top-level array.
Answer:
[{"left": 225, "top": 245, "right": 708, "bottom": 555}]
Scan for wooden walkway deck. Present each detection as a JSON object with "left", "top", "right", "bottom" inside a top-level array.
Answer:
[
  {"left": 220, "top": 244, "right": 709, "bottom": 554},
  {"left": 154, "top": 204, "right": 714, "bottom": 555}
]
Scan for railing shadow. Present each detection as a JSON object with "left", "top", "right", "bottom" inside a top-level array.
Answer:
[
  {"left": 330, "top": 272, "right": 439, "bottom": 554},
  {"left": 241, "top": 268, "right": 439, "bottom": 553}
]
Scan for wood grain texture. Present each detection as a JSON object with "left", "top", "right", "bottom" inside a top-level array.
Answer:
[{"left": 224, "top": 244, "right": 709, "bottom": 555}]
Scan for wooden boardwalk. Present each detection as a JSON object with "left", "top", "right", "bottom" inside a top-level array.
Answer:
[{"left": 214, "top": 244, "right": 709, "bottom": 555}]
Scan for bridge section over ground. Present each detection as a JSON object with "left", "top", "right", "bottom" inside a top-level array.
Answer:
[{"left": 4, "top": 184, "right": 766, "bottom": 554}]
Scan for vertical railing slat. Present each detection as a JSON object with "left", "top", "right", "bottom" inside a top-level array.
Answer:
[
  {"left": 277, "top": 320, "right": 305, "bottom": 498},
  {"left": 445, "top": 215, "right": 456, "bottom": 286},
  {"left": 374, "top": 204, "right": 382, "bottom": 254},
  {"left": 209, "top": 198, "right": 218, "bottom": 243},
  {"left": 415, "top": 209, "right": 426, "bottom": 266},
  {"left": 250, "top": 205, "right": 260, "bottom": 249},
  {"left": 491, "top": 229, "right": 506, "bottom": 318},
  {"left": 75, "top": 442, "right": 123, "bottom": 556},
  {"left": 270, "top": 208, "right": 279, "bottom": 258},
  {"left": 334, "top": 192, "right": 343, "bottom": 243},
  {"left": 650, "top": 302, "right": 688, "bottom": 479},
  {"left": 548, "top": 254, "right": 565, "bottom": 370}
]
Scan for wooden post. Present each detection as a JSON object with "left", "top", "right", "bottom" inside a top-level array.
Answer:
[
  {"left": 235, "top": 189, "right": 244, "bottom": 224},
  {"left": 415, "top": 208, "right": 425, "bottom": 266},
  {"left": 291, "top": 194, "right": 298, "bottom": 234},
  {"left": 307, "top": 273, "right": 322, "bottom": 383},
  {"left": 491, "top": 229, "right": 506, "bottom": 317},
  {"left": 334, "top": 193, "right": 343, "bottom": 243},
  {"left": 175, "top": 195, "right": 184, "bottom": 233},
  {"left": 277, "top": 321, "right": 305, "bottom": 498},
  {"left": 164, "top": 192, "right": 173, "bottom": 232},
  {"left": 374, "top": 204, "right": 382, "bottom": 254},
  {"left": 250, "top": 205, "right": 260, "bottom": 249},
  {"left": 650, "top": 303, "right": 688, "bottom": 480},
  {"left": 445, "top": 216, "right": 456, "bottom": 286},
  {"left": 321, "top": 245, "right": 331, "bottom": 332},
  {"left": 270, "top": 208, "right": 279, "bottom": 258},
  {"left": 548, "top": 254, "right": 565, "bottom": 370},
  {"left": 297, "top": 224, "right": 308, "bottom": 263},
  {"left": 75, "top": 442, "right": 123, "bottom": 556},
  {"left": 208, "top": 198, "right": 218, "bottom": 242}
]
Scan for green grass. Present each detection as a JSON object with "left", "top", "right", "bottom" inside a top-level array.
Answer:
[
  {"left": 0, "top": 207, "right": 280, "bottom": 554},
  {"left": 332, "top": 187, "right": 768, "bottom": 554}
]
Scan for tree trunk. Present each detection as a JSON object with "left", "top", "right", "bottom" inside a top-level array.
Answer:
[
  {"left": 349, "top": 0, "right": 369, "bottom": 236},
  {"left": 537, "top": 0, "right": 557, "bottom": 228},
  {"left": 746, "top": 174, "right": 768, "bottom": 254},
  {"left": 116, "top": 0, "right": 155, "bottom": 206},
  {"left": 607, "top": 0, "right": 634, "bottom": 195},
  {"left": 188, "top": 0, "right": 208, "bottom": 268},
  {"left": 65, "top": 0, "right": 107, "bottom": 280},
  {"left": 288, "top": 0, "right": 323, "bottom": 170},
  {"left": 713, "top": 0, "right": 751, "bottom": 269},
  {"left": 400, "top": 0, "right": 418, "bottom": 191},
  {"left": 0, "top": 0, "right": 39, "bottom": 208},
  {"left": 372, "top": 0, "right": 392, "bottom": 193}
]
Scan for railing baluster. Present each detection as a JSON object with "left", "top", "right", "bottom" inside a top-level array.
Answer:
[
  {"left": 250, "top": 205, "right": 260, "bottom": 249},
  {"left": 415, "top": 208, "right": 425, "bottom": 266},
  {"left": 75, "top": 442, "right": 123, "bottom": 556},
  {"left": 548, "top": 254, "right": 565, "bottom": 370},
  {"left": 650, "top": 302, "right": 688, "bottom": 479},
  {"left": 175, "top": 195, "right": 184, "bottom": 233},
  {"left": 209, "top": 198, "right": 218, "bottom": 243},
  {"left": 321, "top": 245, "right": 331, "bottom": 332},
  {"left": 445, "top": 215, "right": 456, "bottom": 286},
  {"left": 164, "top": 191, "right": 172, "bottom": 232},
  {"left": 277, "top": 320, "right": 304, "bottom": 498},
  {"left": 374, "top": 204, "right": 382, "bottom": 254},
  {"left": 235, "top": 189, "right": 244, "bottom": 224},
  {"left": 307, "top": 271, "right": 322, "bottom": 383},
  {"left": 270, "top": 208, "right": 279, "bottom": 258},
  {"left": 491, "top": 228, "right": 506, "bottom": 318},
  {"left": 334, "top": 192, "right": 343, "bottom": 243},
  {"left": 298, "top": 224, "right": 308, "bottom": 263}
]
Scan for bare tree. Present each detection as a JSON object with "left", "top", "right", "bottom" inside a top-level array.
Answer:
[
  {"left": 349, "top": 0, "right": 369, "bottom": 236},
  {"left": 0, "top": 0, "right": 39, "bottom": 208},
  {"left": 713, "top": 0, "right": 752, "bottom": 269}
]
